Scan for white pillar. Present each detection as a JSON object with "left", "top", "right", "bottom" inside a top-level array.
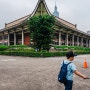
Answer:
[
  {"left": 72, "top": 35, "right": 74, "bottom": 46},
  {"left": 66, "top": 33, "right": 68, "bottom": 46},
  {"left": 81, "top": 38, "right": 83, "bottom": 47},
  {"left": 89, "top": 40, "right": 90, "bottom": 48},
  {"left": 86, "top": 39, "right": 88, "bottom": 47},
  {"left": 77, "top": 36, "right": 79, "bottom": 46},
  {"left": 2, "top": 35, "right": 4, "bottom": 45},
  {"left": 14, "top": 32, "right": 16, "bottom": 45},
  {"left": 8, "top": 34, "right": 10, "bottom": 46},
  {"left": 59, "top": 31, "right": 61, "bottom": 46},
  {"left": 22, "top": 30, "right": 24, "bottom": 45}
]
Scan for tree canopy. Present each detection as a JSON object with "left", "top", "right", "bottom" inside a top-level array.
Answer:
[{"left": 28, "top": 15, "right": 55, "bottom": 51}]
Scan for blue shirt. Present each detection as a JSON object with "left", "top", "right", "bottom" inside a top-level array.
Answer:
[{"left": 61, "top": 60, "right": 76, "bottom": 81}]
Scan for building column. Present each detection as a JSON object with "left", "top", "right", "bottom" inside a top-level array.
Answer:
[
  {"left": 86, "top": 39, "right": 88, "bottom": 47},
  {"left": 59, "top": 31, "right": 61, "bottom": 46},
  {"left": 66, "top": 33, "right": 68, "bottom": 46},
  {"left": 14, "top": 32, "right": 16, "bottom": 45},
  {"left": 2, "top": 34, "right": 4, "bottom": 45},
  {"left": 8, "top": 34, "right": 10, "bottom": 46},
  {"left": 22, "top": 30, "right": 24, "bottom": 45},
  {"left": 72, "top": 34, "right": 74, "bottom": 46},
  {"left": 77, "top": 36, "right": 79, "bottom": 46},
  {"left": 88, "top": 40, "right": 89, "bottom": 47},
  {"left": 89, "top": 40, "right": 90, "bottom": 48},
  {"left": 81, "top": 38, "right": 83, "bottom": 47}
]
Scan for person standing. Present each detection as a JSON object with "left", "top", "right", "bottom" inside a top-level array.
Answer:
[{"left": 60, "top": 51, "right": 88, "bottom": 90}]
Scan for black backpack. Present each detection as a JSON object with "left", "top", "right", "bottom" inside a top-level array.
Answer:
[{"left": 58, "top": 61, "right": 72, "bottom": 83}]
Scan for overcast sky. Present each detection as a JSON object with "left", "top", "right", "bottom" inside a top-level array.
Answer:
[{"left": 0, "top": 0, "right": 90, "bottom": 33}]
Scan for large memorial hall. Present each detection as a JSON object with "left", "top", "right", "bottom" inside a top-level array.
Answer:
[{"left": 0, "top": 0, "right": 90, "bottom": 47}]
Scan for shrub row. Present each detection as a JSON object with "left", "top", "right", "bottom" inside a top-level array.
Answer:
[
  {"left": 0, "top": 45, "right": 29, "bottom": 51},
  {"left": 54, "top": 45, "right": 90, "bottom": 51},
  {"left": 0, "top": 46, "right": 8, "bottom": 51},
  {"left": 8, "top": 45, "right": 28, "bottom": 48},
  {"left": 0, "top": 51, "right": 66, "bottom": 57},
  {"left": 0, "top": 51, "right": 90, "bottom": 57}
]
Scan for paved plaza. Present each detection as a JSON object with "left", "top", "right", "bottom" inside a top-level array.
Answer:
[{"left": 0, "top": 55, "right": 90, "bottom": 90}]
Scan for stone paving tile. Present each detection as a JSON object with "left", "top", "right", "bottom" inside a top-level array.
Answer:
[{"left": 0, "top": 55, "right": 90, "bottom": 90}]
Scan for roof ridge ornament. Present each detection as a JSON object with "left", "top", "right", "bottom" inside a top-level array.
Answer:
[{"left": 31, "top": 0, "right": 51, "bottom": 17}]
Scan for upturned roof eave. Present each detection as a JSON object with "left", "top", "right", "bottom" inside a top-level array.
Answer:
[{"left": 30, "top": 0, "right": 52, "bottom": 17}]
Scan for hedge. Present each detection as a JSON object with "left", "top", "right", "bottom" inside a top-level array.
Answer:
[
  {"left": 0, "top": 51, "right": 66, "bottom": 57},
  {"left": 54, "top": 45, "right": 90, "bottom": 51},
  {"left": 0, "top": 46, "right": 8, "bottom": 51},
  {"left": 0, "top": 51, "right": 90, "bottom": 57}
]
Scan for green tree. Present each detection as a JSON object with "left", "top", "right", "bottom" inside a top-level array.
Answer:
[{"left": 28, "top": 15, "right": 55, "bottom": 51}]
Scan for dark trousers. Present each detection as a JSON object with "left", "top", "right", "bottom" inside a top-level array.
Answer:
[{"left": 64, "top": 80, "right": 73, "bottom": 90}]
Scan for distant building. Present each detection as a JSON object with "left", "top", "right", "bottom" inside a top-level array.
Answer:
[
  {"left": 53, "top": 3, "right": 59, "bottom": 17},
  {"left": 0, "top": 0, "right": 90, "bottom": 47}
]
